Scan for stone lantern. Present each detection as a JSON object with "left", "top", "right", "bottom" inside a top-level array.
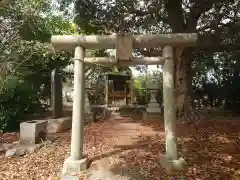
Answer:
[
  {"left": 146, "top": 80, "right": 160, "bottom": 112},
  {"left": 143, "top": 73, "right": 162, "bottom": 120}
]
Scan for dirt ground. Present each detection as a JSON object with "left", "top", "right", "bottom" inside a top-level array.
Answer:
[{"left": 0, "top": 113, "right": 240, "bottom": 180}]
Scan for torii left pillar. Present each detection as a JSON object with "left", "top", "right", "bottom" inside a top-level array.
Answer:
[{"left": 62, "top": 46, "right": 88, "bottom": 175}]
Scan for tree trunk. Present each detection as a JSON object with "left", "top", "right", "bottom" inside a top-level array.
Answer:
[
  {"left": 174, "top": 48, "right": 193, "bottom": 116},
  {"left": 163, "top": 0, "right": 205, "bottom": 121},
  {"left": 174, "top": 47, "right": 208, "bottom": 125}
]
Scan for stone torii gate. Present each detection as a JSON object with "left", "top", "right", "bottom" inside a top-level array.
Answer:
[{"left": 51, "top": 33, "right": 197, "bottom": 175}]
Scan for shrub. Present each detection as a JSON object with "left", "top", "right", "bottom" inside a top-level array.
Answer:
[{"left": 0, "top": 76, "right": 43, "bottom": 132}]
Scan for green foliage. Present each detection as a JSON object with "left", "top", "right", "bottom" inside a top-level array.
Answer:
[
  {"left": 0, "top": 76, "right": 42, "bottom": 132},
  {"left": 193, "top": 51, "right": 240, "bottom": 111},
  {"left": 0, "top": 0, "right": 74, "bottom": 132},
  {"left": 0, "top": 41, "right": 71, "bottom": 131},
  {"left": 46, "top": 16, "right": 78, "bottom": 35},
  {"left": 70, "top": 0, "right": 240, "bottom": 112},
  {"left": 1, "top": 39, "right": 71, "bottom": 97},
  {"left": 133, "top": 77, "right": 149, "bottom": 105}
]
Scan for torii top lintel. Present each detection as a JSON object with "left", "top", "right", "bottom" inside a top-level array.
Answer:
[{"left": 51, "top": 33, "right": 197, "bottom": 50}]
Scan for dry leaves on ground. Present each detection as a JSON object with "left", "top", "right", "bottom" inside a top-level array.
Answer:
[{"left": 0, "top": 116, "right": 240, "bottom": 180}]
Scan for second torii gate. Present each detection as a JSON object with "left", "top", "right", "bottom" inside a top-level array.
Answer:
[{"left": 51, "top": 33, "right": 197, "bottom": 176}]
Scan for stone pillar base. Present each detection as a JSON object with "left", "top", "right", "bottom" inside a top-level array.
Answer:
[
  {"left": 62, "top": 157, "right": 89, "bottom": 176},
  {"left": 160, "top": 155, "right": 187, "bottom": 176},
  {"left": 142, "top": 110, "right": 162, "bottom": 120}
]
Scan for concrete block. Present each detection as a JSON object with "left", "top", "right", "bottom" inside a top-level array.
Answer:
[
  {"left": 20, "top": 120, "right": 47, "bottom": 144},
  {"left": 47, "top": 117, "right": 72, "bottom": 133},
  {"left": 62, "top": 157, "right": 89, "bottom": 176}
]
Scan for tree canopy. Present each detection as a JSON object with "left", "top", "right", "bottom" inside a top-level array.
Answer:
[
  {"left": 59, "top": 0, "right": 240, "bottom": 51},
  {"left": 1, "top": 0, "right": 240, "bottom": 132},
  {"left": 58, "top": 0, "right": 240, "bottom": 114}
]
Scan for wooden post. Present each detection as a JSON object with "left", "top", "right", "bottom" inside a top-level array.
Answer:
[{"left": 51, "top": 68, "right": 63, "bottom": 118}]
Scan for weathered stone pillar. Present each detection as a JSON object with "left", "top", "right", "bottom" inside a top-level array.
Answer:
[
  {"left": 51, "top": 68, "right": 63, "bottom": 118},
  {"left": 71, "top": 46, "right": 85, "bottom": 160},
  {"left": 162, "top": 45, "right": 177, "bottom": 160},
  {"left": 160, "top": 45, "right": 186, "bottom": 175},
  {"left": 62, "top": 46, "right": 88, "bottom": 175}
]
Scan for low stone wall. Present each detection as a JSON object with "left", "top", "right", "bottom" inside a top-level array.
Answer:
[
  {"left": 47, "top": 113, "right": 96, "bottom": 133},
  {"left": 47, "top": 117, "right": 72, "bottom": 133}
]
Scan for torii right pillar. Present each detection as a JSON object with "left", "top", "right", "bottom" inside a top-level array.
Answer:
[{"left": 160, "top": 45, "right": 187, "bottom": 176}]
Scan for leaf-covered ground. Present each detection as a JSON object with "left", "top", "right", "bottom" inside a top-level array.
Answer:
[{"left": 0, "top": 115, "right": 240, "bottom": 180}]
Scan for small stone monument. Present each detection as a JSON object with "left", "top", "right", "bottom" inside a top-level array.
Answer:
[
  {"left": 51, "top": 68, "right": 63, "bottom": 118},
  {"left": 143, "top": 74, "right": 162, "bottom": 120}
]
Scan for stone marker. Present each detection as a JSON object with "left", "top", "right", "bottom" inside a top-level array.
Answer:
[{"left": 51, "top": 68, "right": 63, "bottom": 118}]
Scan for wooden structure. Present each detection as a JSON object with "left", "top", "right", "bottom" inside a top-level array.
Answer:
[
  {"left": 106, "top": 72, "right": 132, "bottom": 107},
  {"left": 51, "top": 33, "right": 197, "bottom": 176}
]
